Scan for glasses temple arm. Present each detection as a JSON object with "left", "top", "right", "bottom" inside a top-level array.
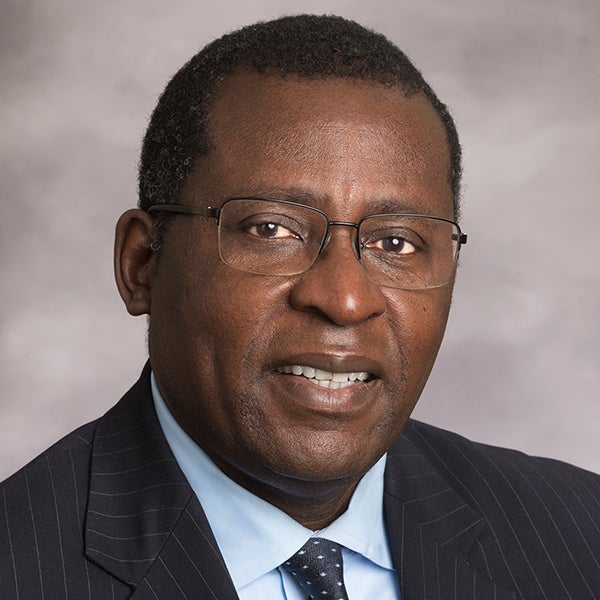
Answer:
[{"left": 147, "top": 204, "right": 220, "bottom": 218}]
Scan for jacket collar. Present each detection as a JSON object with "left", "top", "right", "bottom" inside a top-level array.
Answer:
[
  {"left": 85, "top": 363, "right": 239, "bottom": 598},
  {"left": 384, "top": 421, "right": 518, "bottom": 599}
]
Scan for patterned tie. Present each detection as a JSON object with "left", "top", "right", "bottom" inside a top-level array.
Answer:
[{"left": 281, "top": 537, "right": 350, "bottom": 600}]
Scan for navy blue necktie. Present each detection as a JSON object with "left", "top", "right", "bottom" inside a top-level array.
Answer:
[{"left": 281, "top": 537, "right": 350, "bottom": 600}]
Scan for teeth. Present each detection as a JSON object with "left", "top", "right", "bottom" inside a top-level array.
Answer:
[
  {"left": 315, "top": 368, "right": 330, "bottom": 380},
  {"left": 303, "top": 366, "right": 316, "bottom": 378},
  {"left": 275, "top": 365, "right": 371, "bottom": 388},
  {"left": 332, "top": 372, "right": 348, "bottom": 382}
]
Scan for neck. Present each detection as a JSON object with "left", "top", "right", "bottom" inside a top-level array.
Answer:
[{"left": 212, "top": 458, "right": 361, "bottom": 530}]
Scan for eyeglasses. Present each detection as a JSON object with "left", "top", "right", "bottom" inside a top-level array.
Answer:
[{"left": 148, "top": 198, "right": 467, "bottom": 290}]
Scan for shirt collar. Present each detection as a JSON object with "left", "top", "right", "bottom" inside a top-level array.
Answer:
[{"left": 151, "top": 372, "right": 394, "bottom": 589}]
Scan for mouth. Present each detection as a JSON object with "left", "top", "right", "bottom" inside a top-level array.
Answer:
[{"left": 274, "top": 364, "right": 373, "bottom": 390}]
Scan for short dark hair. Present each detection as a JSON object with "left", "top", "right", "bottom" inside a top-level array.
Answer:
[{"left": 139, "top": 14, "right": 462, "bottom": 247}]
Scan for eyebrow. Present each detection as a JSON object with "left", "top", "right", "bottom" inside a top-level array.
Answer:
[
  {"left": 225, "top": 186, "right": 424, "bottom": 215},
  {"left": 228, "top": 186, "right": 322, "bottom": 206}
]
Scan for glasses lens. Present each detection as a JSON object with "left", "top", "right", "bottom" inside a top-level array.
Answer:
[
  {"left": 359, "top": 215, "right": 460, "bottom": 289},
  {"left": 216, "top": 200, "right": 462, "bottom": 289},
  {"left": 217, "top": 199, "right": 328, "bottom": 275}
]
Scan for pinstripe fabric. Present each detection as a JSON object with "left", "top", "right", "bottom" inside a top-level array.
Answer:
[
  {"left": 0, "top": 366, "right": 237, "bottom": 600},
  {"left": 386, "top": 421, "right": 600, "bottom": 599},
  {"left": 1, "top": 364, "right": 599, "bottom": 599},
  {"left": 1, "top": 420, "right": 132, "bottom": 599}
]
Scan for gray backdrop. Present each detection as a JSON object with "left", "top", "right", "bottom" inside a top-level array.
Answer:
[{"left": 1, "top": 0, "right": 599, "bottom": 480}]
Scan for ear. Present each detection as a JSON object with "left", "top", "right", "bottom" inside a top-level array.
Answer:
[{"left": 114, "top": 209, "right": 156, "bottom": 316}]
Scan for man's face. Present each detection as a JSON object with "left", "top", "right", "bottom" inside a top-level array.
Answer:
[{"left": 148, "top": 71, "right": 455, "bottom": 501}]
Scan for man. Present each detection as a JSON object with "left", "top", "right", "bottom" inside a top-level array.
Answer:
[{"left": 1, "top": 14, "right": 599, "bottom": 600}]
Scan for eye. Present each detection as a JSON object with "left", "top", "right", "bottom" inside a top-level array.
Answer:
[
  {"left": 248, "top": 222, "right": 298, "bottom": 239},
  {"left": 369, "top": 236, "right": 416, "bottom": 255}
]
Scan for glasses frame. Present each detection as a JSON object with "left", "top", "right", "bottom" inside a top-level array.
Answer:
[{"left": 148, "top": 197, "right": 468, "bottom": 288}]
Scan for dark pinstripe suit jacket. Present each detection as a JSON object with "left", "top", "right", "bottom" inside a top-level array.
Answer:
[{"left": 2, "top": 365, "right": 600, "bottom": 599}]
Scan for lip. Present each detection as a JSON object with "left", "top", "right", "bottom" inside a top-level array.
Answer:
[
  {"left": 267, "top": 352, "right": 385, "bottom": 417},
  {"left": 269, "top": 352, "right": 385, "bottom": 380}
]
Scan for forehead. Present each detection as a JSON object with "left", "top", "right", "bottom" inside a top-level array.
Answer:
[{"left": 187, "top": 71, "right": 452, "bottom": 217}]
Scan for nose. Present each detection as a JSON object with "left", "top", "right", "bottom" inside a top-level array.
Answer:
[{"left": 288, "top": 225, "right": 387, "bottom": 326}]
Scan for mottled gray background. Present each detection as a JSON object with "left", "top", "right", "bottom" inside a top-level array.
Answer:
[{"left": 1, "top": 0, "right": 599, "bottom": 480}]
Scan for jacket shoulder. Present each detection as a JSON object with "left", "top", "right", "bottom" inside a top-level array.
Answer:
[
  {"left": 407, "top": 418, "right": 596, "bottom": 470},
  {"left": 402, "top": 419, "right": 600, "bottom": 538},
  {"left": 0, "top": 369, "right": 152, "bottom": 600},
  {"left": 1, "top": 418, "right": 98, "bottom": 496},
  {"left": 0, "top": 421, "right": 102, "bottom": 597},
  {"left": 404, "top": 418, "right": 600, "bottom": 493}
]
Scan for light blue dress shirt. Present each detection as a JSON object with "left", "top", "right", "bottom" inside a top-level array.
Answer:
[{"left": 151, "top": 373, "right": 400, "bottom": 599}]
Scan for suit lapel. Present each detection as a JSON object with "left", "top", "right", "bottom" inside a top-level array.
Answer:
[
  {"left": 384, "top": 425, "right": 517, "bottom": 600},
  {"left": 84, "top": 364, "right": 238, "bottom": 599},
  {"left": 128, "top": 494, "right": 239, "bottom": 599}
]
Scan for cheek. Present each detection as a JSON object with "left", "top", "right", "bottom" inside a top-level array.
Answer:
[
  {"left": 415, "top": 296, "right": 451, "bottom": 345},
  {"left": 387, "top": 290, "right": 452, "bottom": 382},
  {"left": 414, "top": 300, "right": 451, "bottom": 389},
  {"left": 193, "top": 272, "right": 292, "bottom": 374}
]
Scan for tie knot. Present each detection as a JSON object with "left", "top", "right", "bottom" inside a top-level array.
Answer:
[{"left": 281, "top": 538, "right": 349, "bottom": 600}]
